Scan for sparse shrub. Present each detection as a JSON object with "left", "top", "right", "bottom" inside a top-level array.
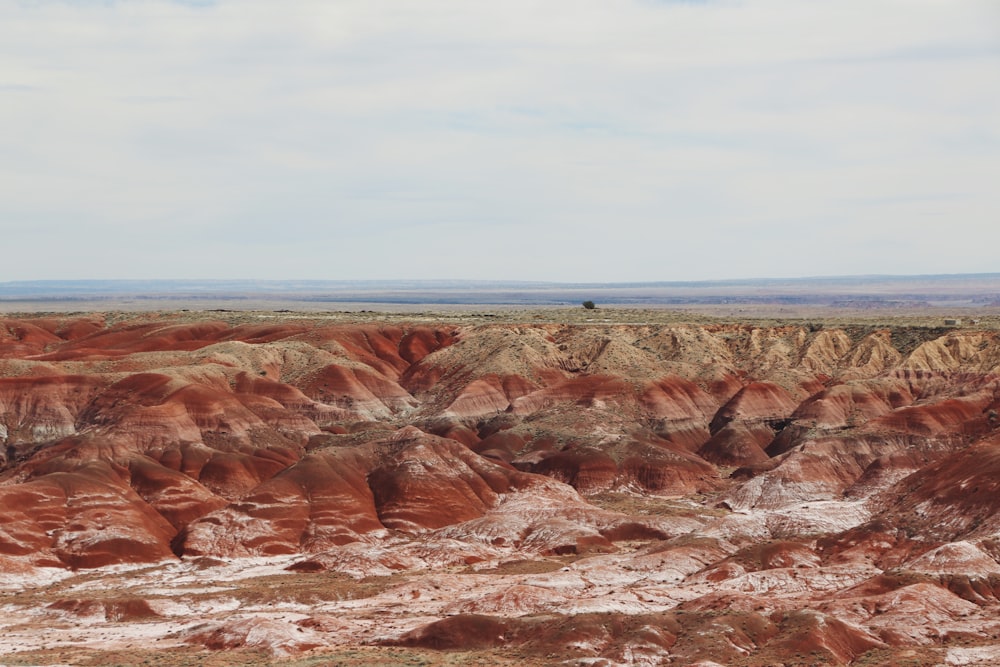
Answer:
[{"left": 582, "top": 300, "right": 596, "bottom": 310}]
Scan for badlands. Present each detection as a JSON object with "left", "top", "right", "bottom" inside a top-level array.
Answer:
[{"left": 0, "top": 310, "right": 999, "bottom": 666}]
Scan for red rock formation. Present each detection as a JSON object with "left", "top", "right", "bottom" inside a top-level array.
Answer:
[
  {"left": 1, "top": 315, "right": 999, "bottom": 665},
  {"left": 368, "top": 429, "right": 533, "bottom": 532},
  {"left": 615, "top": 436, "right": 720, "bottom": 494},
  {"left": 0, "top": 317, "right": 106, "bottom": 358},
  {"left": 868, "top": 434, "right": 1000, "bottom": 542},
  {"left": 178, "top": 446, "right": 376, "bottom": 558},
  {"left": 299, "top": 363, "right": 416, "bottom": 419},
  {"left": 184, "top": 616, "right": 324, "bottom": 657},
  {"left": 443, "top": 374, "right": 539, "bottom": 417},
  {"left": 764, "top": 610, "right": 886, "bottom": 664},
  {"left": 126, "top": 455, "right": 227, "bottom": 529},
  {"left": 0, "top": 375, "right": 109, "bottom": 447},
  {"left": 791, "top": 378, "right": 914, "bottom": 429},
  {"left": 697, "top": 421, "right": 774, "bottom": 467},
  {"left": 510, "top": 375, "right": 635, "bottom": 415},
  {"left": 709, "top": 381, "right": 798, "bottom": 433},
  {"left": 0, "top": 455, "right": 178, "bottom": 568},
  {"left": 520, "top": 446, "right": 619, "bottom": 493},
  {"left": 391, "top": 612, "right": 685, "bottom": 662},
  {"left": 640, "top": 376, "right": 717, "bottom": 419},
  {"left": 180, "top": 428, "right": 537, "bottom": 556}
]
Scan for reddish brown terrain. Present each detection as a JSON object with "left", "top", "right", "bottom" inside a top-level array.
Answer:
[{"left": 1, "top": 313, "right": 999, "bottom": 666}]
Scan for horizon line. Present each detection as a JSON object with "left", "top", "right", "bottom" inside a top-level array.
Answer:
[{"left": 3, "top": 272, "right": 1000, "bottom": 289}]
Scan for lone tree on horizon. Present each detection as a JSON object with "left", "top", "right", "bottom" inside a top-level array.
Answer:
[{"left": 582, "top": 300, "right": 596, "bottom": 310}]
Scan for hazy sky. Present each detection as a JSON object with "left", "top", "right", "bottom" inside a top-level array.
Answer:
[{"left": 2, "top": 0, "right": 999, "bottom": 282}]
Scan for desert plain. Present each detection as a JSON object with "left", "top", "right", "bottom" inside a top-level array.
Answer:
[{"left": 1, "top": 304, "right": 1000, "bottom": 666}]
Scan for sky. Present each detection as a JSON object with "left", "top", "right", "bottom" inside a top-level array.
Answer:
[{"left": 1, "top": 0, "right": 999, "bottom": 283}]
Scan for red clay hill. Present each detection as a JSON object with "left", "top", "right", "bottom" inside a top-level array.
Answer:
[{"left": 1, "top": 314, "right": 999, "bottom": 665}]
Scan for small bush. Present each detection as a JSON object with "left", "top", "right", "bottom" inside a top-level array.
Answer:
[{"left": 582, "top": 301, "right": 596, "bottom": 310}]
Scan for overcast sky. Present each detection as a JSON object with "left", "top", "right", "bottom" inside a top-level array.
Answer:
[{"left": 2, "top": 0, "right": 998, "bottom": 282}]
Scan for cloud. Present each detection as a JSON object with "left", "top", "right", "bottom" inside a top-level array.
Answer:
[{"left": 0, "top": 0, "right": 998, "bottom": 281}]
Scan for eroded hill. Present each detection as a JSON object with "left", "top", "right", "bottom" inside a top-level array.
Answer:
[{"left": 1, "top": 314, "right": 999, "bottom": 666}]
